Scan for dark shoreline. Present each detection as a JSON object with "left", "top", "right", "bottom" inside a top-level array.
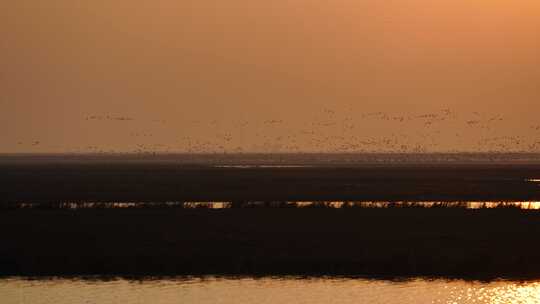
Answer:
[
  {"left": 2, "top": 155, "right": 540, "bottom": 279},
  {"left": 2, "top": 207, "right": 540, "bottom": 280}
]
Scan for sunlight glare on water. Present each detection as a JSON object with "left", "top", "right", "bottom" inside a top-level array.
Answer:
[{"left": 1, "top": 277, "right": 540, "bottom": 304}]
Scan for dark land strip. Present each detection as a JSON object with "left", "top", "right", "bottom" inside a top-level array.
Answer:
[
  {"left": 1, "top": 208, "right": 540, "bottom": 279},
  {"left": 1, "top": 163, "right": 540, "bottom": 203},
  {"left": 2, "top": 161, "right": 540, "bottom": 279}
]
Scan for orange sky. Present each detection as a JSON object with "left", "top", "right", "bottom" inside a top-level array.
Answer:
[{"left": 2, "top": 0, "right": 540, "bottom": 153}]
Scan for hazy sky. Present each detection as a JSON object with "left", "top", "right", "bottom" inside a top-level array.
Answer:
[{"left": 2, "top": 0, "right": 540, "bottom": 153}]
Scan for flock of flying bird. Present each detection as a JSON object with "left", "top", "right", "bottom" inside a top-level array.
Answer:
[{"left": 16, "top": 108, "right": 540, "bottom": 154}]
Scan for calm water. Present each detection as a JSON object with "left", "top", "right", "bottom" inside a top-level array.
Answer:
[{"left": 1, "top": 277, "right": 540, "bottom": 304}]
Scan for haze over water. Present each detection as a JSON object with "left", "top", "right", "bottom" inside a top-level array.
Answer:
[{"left": 2, "top": 1, "right": 540, "bottom": 153}]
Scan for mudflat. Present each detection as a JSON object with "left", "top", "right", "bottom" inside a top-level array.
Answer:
[{"left": 1, "top": 161, "right": 540, "bottom": 203}]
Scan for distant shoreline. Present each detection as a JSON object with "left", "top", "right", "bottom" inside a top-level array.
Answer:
[
  {"left": 2, "top": 152, "right": 540, "bottom": 165},
  {"left": 1, "top": 162, "right": 540, "bottom": 203}
]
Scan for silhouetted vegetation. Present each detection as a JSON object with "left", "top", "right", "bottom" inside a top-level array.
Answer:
[{"left": 1, "top": 207, "right": 540, "bottom": 279}]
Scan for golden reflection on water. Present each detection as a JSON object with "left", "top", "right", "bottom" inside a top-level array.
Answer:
[
  {"left": 190, "top": 201, "right": 540, "bottom": 209},
  {"left": 1, "top": 278, "right": 539, "bottom": 304},
  {"left": 15, "top": 201, "right": 540, "bottom": 209},
  {"left": 485, "top": 283, "right": 540, "bottom": 304}
]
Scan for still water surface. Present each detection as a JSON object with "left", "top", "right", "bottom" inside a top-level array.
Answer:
[{"left": 1, "top": 277, "right": 539, "bottom": 304}]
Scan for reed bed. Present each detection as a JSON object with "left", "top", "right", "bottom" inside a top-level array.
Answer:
[{"left": 2, "top": 207, "right": 540, "bottom": 279}]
